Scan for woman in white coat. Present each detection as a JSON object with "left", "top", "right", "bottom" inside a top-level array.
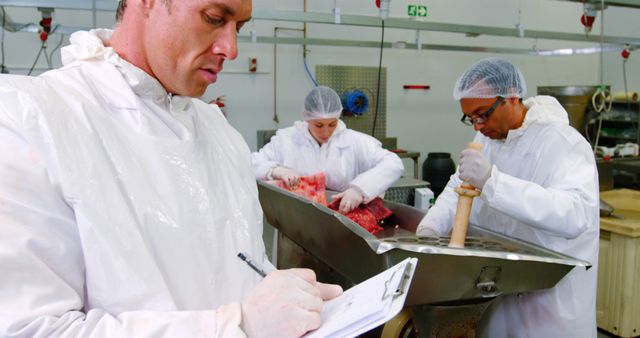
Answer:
[{"left": 252, "top": 86, "right": 404, "bottom": 213}]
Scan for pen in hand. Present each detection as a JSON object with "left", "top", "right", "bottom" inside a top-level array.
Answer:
[{"left": 238, "top": 252, "right": 267, "bottom": 278}]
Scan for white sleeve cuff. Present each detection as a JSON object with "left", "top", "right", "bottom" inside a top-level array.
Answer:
[{"left": 266, "top": 165, "right": 281, "bottom": 180}]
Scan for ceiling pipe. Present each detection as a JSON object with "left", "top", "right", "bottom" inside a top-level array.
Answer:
[{"left": 1, "top": 2, "right": 638, "bottom": 48}]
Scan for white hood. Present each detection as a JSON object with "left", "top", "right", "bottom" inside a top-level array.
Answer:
[
  {"left": 61, "top": 29, "right": 117, "bottom": 65},
  {"left": 522, "top": 95, "right": 570, "bottom": 127},
  {"left": 61, "top": 29, "right": 175, "bottom": 102}
]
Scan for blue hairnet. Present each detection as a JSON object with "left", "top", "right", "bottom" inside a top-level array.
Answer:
[
  {"left": 453, "top": 58, "right": 527, "bottom": 100},
  {"left": 303, "top": 86, "right": 343, "bottom": 120}
]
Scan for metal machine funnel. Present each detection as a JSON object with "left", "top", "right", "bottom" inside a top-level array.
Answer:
[
  {"left": 537, "top": 85, "right": 608, "bottom": 136},
  {"left": 257, "top": 181, "right": 590, "bottom": 337}
]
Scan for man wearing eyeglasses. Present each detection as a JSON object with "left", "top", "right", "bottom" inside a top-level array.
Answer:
[{"left": 417, "top": 58, "right": 599, "bottom": 338}]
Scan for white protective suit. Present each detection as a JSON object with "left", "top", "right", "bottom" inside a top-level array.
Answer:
[
  {"left": 251, "top": 120, "right": 404, "bottom": 201},
  {"left": 417, "top": 96, "right": 599, "bottom": 338},
  {"left": 0, "top": 29, "right": 268, "bottom": 337}
]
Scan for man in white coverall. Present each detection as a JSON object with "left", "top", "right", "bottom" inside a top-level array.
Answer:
[
  {"left": 0, "top": 0, "right": 342, "bottom": 337},
  {"left": 416, "top": 58, "right": 599, "bottom": 337},
  {"left": 251, "top": 86, "right": 403, "bottom": 213}
]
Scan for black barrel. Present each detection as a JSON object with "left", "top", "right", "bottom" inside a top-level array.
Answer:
[{"left": 422, "top": 152, "right": 456, "bottom": 197}]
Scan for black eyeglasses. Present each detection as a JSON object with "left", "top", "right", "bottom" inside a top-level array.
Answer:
[{"left": 460, "top": 96, "right": 505, "bottom": 126}]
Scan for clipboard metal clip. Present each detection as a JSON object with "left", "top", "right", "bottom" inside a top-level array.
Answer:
[{"left": 381, "top": 261, "right": 414, "bottom": 301}]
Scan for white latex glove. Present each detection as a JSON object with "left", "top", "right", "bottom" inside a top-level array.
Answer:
[
  {"left": 458, "top": 148, "right": 492, "bottom": 190},
  {"left": 241, "top": 269, "right": 343, "bottom": 338},
  {"left": 271, "top": 166, "right": 300, "bottom": 189},
  {"left": 332, "top": 187, "right": 365, "bottom": 213}
]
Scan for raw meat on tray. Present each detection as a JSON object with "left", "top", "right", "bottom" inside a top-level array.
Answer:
[
  {"left": 327, "top": 197, "right": 392, "bottom": 235},
  {"left": 267, "top": 172, "right": 327, "bottom": 205},
  {"left": 267, "top": 173, "right": 393, "bottom": 235}
]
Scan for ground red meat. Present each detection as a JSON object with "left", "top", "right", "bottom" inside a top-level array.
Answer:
[
  {"left": 268, "top": 174, "right": 392, "bottom": 234},
  {"left": 327, "top": 197, "right": 391, "bottom": 235},
  {"left": 363, "top": 197, "right": 393, "bottom": 220},
  {"left": 267, "top": 172, "right": 327, "bottom": 205}
]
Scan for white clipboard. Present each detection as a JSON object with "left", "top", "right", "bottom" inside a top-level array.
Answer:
[{"left": 305, "top": 257, "right": 417, "bottom": 338}]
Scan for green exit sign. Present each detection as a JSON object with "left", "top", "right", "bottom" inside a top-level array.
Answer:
[{"left": 408, "top": 5, "right": 427, "bottom": 17}]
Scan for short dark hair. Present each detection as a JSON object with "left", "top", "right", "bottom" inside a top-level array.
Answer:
[
  {"left": 115, "top": 0, "right": 171, "bottom": 22},
  {"left": 115, "top": 0, "right": 126, "bottom": 22}
]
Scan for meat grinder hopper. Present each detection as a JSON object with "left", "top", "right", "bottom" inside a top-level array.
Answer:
[{"left": 257, "top": 181, "right": 590, "bottom": 337}]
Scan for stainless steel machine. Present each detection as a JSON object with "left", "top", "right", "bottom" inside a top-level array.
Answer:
[
  {"left": 257, "top": 181, "right": 590, "bottom": 337},
  {"left": 537, "top": 85, "right": 601, "bottom": 136}
]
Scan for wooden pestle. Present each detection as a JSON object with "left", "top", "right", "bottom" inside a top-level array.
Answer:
[{"left": 448, "top": 142, "right": 483, "bottom": 248}]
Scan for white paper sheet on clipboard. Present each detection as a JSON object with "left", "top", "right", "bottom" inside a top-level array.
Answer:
[{"left": 305, "top": 257, "right": 418, "bottom": 338}]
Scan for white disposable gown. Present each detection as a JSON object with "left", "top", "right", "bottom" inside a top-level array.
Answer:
[
  {"left": 0, "top": 29, "right": 268, "bottom": 337},
  {"left": 251, "top": 120, "right": 403, "bottom": 200},
  {"left": 417, "top": 96, "right": 599, "bottom": 338}
]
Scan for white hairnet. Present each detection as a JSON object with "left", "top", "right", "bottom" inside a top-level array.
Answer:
[
  {"left": 303, "top": 86, "right": 343, "bottom": 120},
  {"left": 453, "top": 58, "right": 527, "bottom": 100}
]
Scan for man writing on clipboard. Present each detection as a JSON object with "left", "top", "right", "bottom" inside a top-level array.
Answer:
[{"left": 0, "top": 0, "right": 345, "bottom": 337}]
